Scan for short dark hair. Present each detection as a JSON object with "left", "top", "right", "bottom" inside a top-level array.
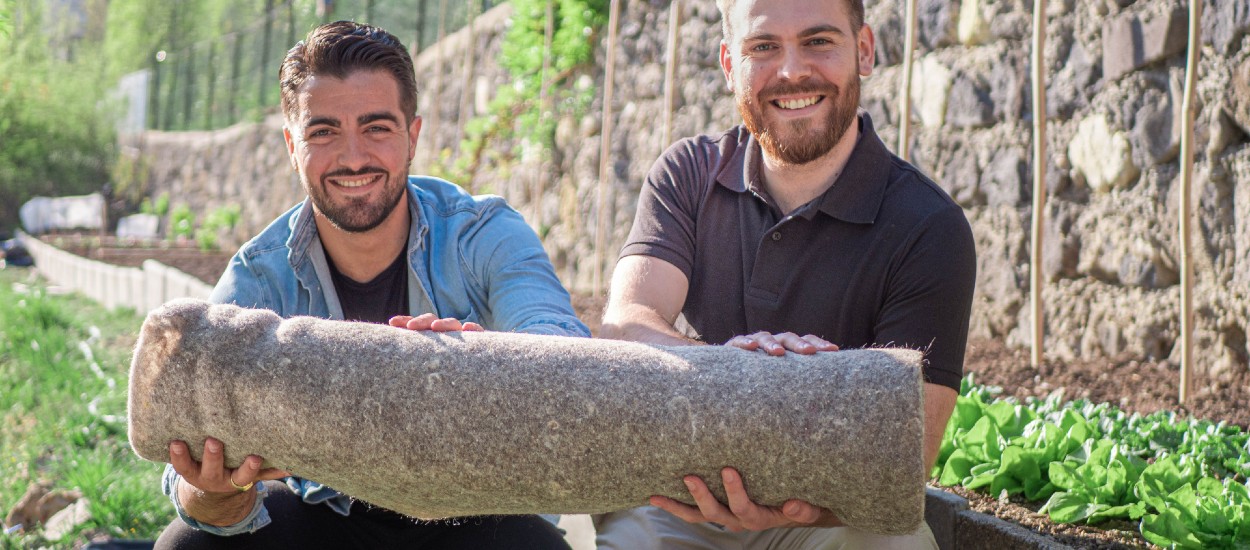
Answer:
[
  {"left": 716, "top": 0, "right": 865, "bottom": 43},
  {"left": 279, "top": 21, "right": 418, "bottom": 123}
]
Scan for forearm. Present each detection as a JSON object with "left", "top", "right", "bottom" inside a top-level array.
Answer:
[
  {"left": 923, "top": 383, "right": 958, "bottom": 474},
  {"left": 176, "top": 477, "right": 259, "bottom": 527},
  {"left": 601, "top": 303, "right": 702, "bottom": 346}
]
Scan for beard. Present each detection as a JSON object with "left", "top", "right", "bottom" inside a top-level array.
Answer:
[
  {"left": 305, "top": 165, "right": 408, "bottom": 233},
  {"left": 738, "top": 74, "right": 860, "bottom": 166}
]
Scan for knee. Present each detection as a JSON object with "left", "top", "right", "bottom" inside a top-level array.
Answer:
[{"left": 153, "top": 518, "right": 229, "bottom": 550}]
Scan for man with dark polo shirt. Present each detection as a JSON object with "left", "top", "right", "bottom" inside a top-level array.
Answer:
[
  {"left": 153, "top": 21, "right": 584, "bottom": 549},
  {"left": 598, "top": 0, "right": 975, "bottom": 548}
]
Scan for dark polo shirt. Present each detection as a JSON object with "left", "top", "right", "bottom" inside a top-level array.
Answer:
[{"left": 620, "top": 113, "right": 976, "bottom": 391}]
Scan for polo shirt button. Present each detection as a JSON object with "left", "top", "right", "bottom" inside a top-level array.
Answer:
[{"left": 771, "top": 231, "right": 782, "bottom": 241}]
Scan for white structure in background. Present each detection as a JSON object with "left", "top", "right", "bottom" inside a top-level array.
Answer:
[
  {"left": 114, "top": 70, "right": 150, "bottom": 140},
  {"left": 19, "top": 193, "right": 105, "bottom": 234},
  {"left": 116, "top": 214, "right": 161, "bottom": 240}
]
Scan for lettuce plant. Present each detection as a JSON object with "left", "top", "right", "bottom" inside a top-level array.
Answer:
[{"left": 936, "top": 377, "right": 1250, "bottom": 548}]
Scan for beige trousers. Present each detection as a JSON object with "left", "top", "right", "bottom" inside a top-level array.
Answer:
[{"left": 593, "top": 506, "right": 938, "bottom": 550}]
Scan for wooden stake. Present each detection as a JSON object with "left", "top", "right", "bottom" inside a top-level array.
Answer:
[
  {"left": 594, "top": 0, "right": 622, "bottom": 297},
  {"left": 663, "top": 0, "right": 682, "bottom": 148},
  {"left": 428, "top": 0, "right": 449, "bottom": 161},
  {"left": 1178, "top": 0, "right": 1202, "bottom": 404},
  {"left": 1030, "top": 0, "right": 1048, "bottom": 369},
  {"left": 897, "top": 0, "right": 918, "bottom": 158},
  {"left": 532, "top": 0, "right": 555, "bottom": 227},
  {"left": 456, "top": 0, "right": 481, "bottom": 192}
]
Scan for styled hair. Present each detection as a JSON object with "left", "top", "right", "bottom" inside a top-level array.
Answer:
[
  {"left": 279, "top": 21, "right": 418, "bottom": 123},
  {"left": 715, "top": 0, "right": 865, "bottom": 43}
]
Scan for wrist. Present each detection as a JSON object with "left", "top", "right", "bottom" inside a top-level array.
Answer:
[{"left": 179, "top": 478, "right": 258, "bottom": 527}]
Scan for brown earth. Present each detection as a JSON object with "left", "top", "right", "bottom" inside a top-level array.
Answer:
[{"left": 54, "top": 240, "right": 1250, "bottom": 549}]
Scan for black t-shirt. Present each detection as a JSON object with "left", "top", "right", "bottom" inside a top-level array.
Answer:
[
  {"left": 619, "top": 113, "right": 977, "bottom": 391},
  {"left": 325, "top": 246, "right": 409, "bottom": 324}
]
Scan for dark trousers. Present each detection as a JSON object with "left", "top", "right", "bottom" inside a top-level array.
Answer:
[{"left": 155, "top": 481, "right": 572, "bottom": 550}]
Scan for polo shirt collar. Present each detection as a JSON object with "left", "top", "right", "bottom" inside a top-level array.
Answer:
[
  {"left": 715, "top": 112, "right": 892, "bottom": 225},
  {"left": 815, "top": 112, "right": 891, "bottom": 224}
]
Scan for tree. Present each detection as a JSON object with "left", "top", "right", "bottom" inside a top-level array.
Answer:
[{"left": 0, "top": 0, "right": 113, "bottom": 233}]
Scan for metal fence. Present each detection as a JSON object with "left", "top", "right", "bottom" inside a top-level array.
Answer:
[{"left": 149, "top": 0, "right": 499, "bottom": 132}]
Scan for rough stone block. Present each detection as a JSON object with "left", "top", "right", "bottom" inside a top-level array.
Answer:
[
  {"left": 947, "top": 77, "right": 995, "bottom": 129},
  {"left": 983, "top": 148, "right": 1027, "bottom": 207},
  {"left": 128, "top": 300, "right": 928, "bottom": 535},
  {"left": 1047, "top": 41, "right": 1099, "bottom": 120},
  {"left": 1042, "top": 204, "right": 1080, "bottom": 282},
  {"left": 918, "top": 0, "right": 959, "bottom": 50},
  {"left": 873, "top": 9, "right": 905, "bottom": 66},
  {"left": 957, "top": 0, "right": 990, "bottom": 45},
  {"left": 1209, "top": 107, "right": 1248, "bottom": 157},
  {"left": 988, "top": 51, "right": 1025, "bottom": 122},
  {"left": 1101, "top": 8, "right": 1189, "bottom": 82},
  {"left": 1129, "top": 79, "right": 1183, "bottom": 166},
  {"left": 1231, "top": 58, "right": 1250, "bottom": 136},
  {"left": 1202, "top": 0, "right": 1250, "bottom": 56},
  {"left": 911, "top": 56, "right": 953, "bottom": 128},
  {"left": 1068, "top": 114, "right": 1139, "bottom": 193},
  {"left": 940, "top": 144, "right": 983, "bottom": 207}
]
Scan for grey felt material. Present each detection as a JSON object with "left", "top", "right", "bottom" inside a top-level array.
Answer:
[{"left": 128, "top": 299, "right": 927, "bottom": 535}]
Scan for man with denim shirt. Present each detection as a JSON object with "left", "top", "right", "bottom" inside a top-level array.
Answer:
[{"left": 153, "top": 21, "right": 585, "bottom": 549}]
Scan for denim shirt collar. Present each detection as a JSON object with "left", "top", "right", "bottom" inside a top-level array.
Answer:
[{"left": 283, "top": 186, "right": 436, "bottom": 320}]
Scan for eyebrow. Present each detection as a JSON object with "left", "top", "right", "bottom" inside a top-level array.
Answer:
[
  {"left": 358, "top": 112, "right": 401, "bottom": 126},
  {"left": 799, "top": 25, "right": 845, "bottom": 39},
  {"left": 307, "top": 116, "right": 340, "bottom": 128},
  {"left": 305, "top": 112, "right": 401, "bottom": 129},
  {"left": 744, "top": 24, "right": 847, "bottom": 43}
]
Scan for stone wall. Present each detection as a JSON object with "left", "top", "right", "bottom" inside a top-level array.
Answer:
[
  {"left": 135, "top": 0, "right": 1250, "bottom": 374},
  {"left": 139, "top": 114, "right": 297, "bottom": 246}
]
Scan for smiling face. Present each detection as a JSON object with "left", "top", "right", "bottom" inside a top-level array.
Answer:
[
  {"left": 283, "top": 69, "right": 421, "bottom": 233},
  {"left": 720, "top": 0, "right": 874, "bottom": 166}
]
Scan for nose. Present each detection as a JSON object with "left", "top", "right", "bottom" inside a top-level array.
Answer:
[
  {"left": 338, "top": 134, "right": 370, "bottom": 170},
  {"left": 777, "top": 47, "right": 812, "bottom": 82}
]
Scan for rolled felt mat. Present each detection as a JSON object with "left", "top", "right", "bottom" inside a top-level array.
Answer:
[{"left": 128, "top": 299, "right": 927, "bottom": 534}]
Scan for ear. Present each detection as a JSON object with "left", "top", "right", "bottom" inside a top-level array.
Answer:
[
  {"left": 719, "top": 40, "right": 735, "bottom": 92},
  {"left": 282, "top": 125, "right": 299, "bottom": 172},
  {"left": 407, "top": 115, "right": 422, "bottom": 159},
  {"left": 857, "top": 24, "right": 876, "bottom": 77}
]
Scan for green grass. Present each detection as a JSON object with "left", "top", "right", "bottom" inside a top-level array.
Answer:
[{"left": 0, "top": 267, "right": 173, "bottom": 547}]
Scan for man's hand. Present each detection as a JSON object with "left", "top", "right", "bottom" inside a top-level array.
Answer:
[
  {"left": 724, "top": 332, "right": 838, "bottom": 356},
  {"left": 649, "top": 467, "right": 843, "bottom": 532},
  {"left": 168, "top": 438, "right": 290, "bottom": 527},
  {"left": 388, "top": 313, "right": 484, "bottom": 332}
]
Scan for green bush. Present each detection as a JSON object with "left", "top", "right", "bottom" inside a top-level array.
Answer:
[
  {"left": 169, "top": 204, "right": 195, "bottom": 241},
  {"left": 194, "top": 203, "right": 242, "bottom": 251}
]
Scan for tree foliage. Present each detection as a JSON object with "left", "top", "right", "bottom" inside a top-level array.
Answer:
[
  {"left": 0, "top": 0, "right": 276, "bottom": 233},
  {"left": 0, "top": 0, "right": 114, "bottom": 234}
]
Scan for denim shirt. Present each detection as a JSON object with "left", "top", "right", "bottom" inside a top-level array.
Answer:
[{"left": 163, "top": 175, "right": 589, "bottom": 535}]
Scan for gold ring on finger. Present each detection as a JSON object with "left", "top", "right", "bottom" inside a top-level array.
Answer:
[{"left": 229, "top": 475, "right": 254, "bottom": 492}]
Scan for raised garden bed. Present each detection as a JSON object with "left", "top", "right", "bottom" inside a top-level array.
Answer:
[{"left": 39, "top": 234, "right": 233, "bottom": 286}]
